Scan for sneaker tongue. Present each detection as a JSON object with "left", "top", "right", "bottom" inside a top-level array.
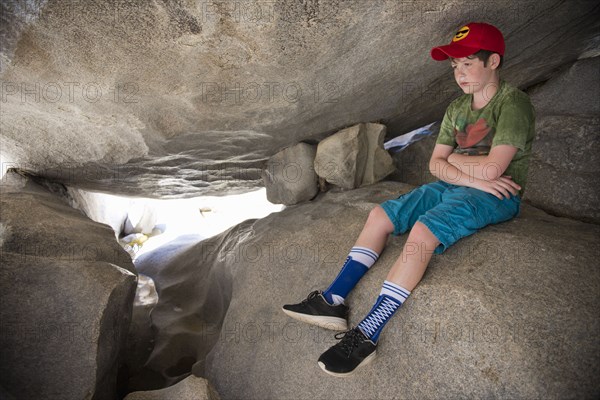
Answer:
[
  {"left": 343, "top": 333, "right": 360, "bottom": 355},
  {"left": 340, "top": 329, "right": 362, "bottom": 351},
  {"left": 354, "top": 327, "right": 367, "bottom": 339}
]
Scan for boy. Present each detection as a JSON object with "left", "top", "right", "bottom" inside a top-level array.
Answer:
[{"left": 282, "top": 22, "right": 535, "bottom": 376}]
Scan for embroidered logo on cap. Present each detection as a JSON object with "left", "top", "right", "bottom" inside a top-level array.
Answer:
[{"left": 453, "top": 26, "right": 470, "bottom": 42}]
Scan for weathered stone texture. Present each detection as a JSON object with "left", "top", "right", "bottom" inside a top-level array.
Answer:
[
  {"left": 205, "top": 182, "right": 600, "bottom": 399},
  {"left": 262, "top": 142, "right": 318, "bottom": 205},
  {"left": 315, "top": 123, "right": 394, "bottom": 189},
  {"left": 1, "top": 1, "right": 597, "bottom": 197},
  {"left": 132, "top": 181, "right": 599, "bottom": 398},
  {"left": 525, "top": 57, "right": 600, "bottom": 223},
  {"left": 0, "top": 173, "right": 137, "bottom": 400}
]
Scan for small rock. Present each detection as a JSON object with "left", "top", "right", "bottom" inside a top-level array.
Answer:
[
  {"left": 262, "top": 142, "right": 318, "bottom": 205},
  {"left": 314, "top": 124, "right": 367, "bottom": 189},
  {"left": 314, "top": 123, "right": 395, "bottom": 189}
]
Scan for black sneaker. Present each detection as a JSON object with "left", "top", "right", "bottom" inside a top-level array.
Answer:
[
  {"left": 317, "top": 327, "right": 377, "bottom": 377},
  {"left": 282, "top": 291, "right": 349, "bottom": 331}
]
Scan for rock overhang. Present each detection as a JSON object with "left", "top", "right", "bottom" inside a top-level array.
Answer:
[{"left": 0, "top": 0, "right": 598, "bottom": 198}]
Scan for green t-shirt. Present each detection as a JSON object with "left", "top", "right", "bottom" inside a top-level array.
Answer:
[{"left": 436, "top": 80, "right": 536, "bottom": 196}]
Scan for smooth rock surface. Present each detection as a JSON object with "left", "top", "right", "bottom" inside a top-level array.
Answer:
[
  {"left": 0, "top": 174, "right": 137, "bottom": 400},
  {"left": 124, "top": 375, "right": 220, "bottom": 400},
  {"left": 262, "top": 142, "right": 318, "bottom": 205},
  {"left": 1, "top": 1, "right": 598, "bottom": 197},
  {"left": 525, "top": 57, "right": 600, "bottom": 223},
  {"left": 0, "top": 254, "right": 136, "bottom": 400},
  {"left": 0, "top": 174, "right": 134, "bottom": 272},
  {"left": 197, "top": 182, "right": 599, "bottom": 399},
  {"left": 67, "top": 187, "right": 131, "bottom": 238},
  {"left": 134, "top": 232, "right": 238, "bottom": 386},
  {"left": 527, "top": 56, "right": 600, "bottom": 116},
  {"left": 123, "top": 274, "right": 160, "bottom": 394}
]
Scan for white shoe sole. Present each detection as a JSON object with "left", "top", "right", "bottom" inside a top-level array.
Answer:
[
  {"left": 317, "top": 350, "right": 377, "bottom": 377},
  {"left": 281, "top": 308, "right": 348, "bottom": 331}
]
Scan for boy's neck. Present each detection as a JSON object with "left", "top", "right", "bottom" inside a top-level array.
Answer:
[{"left": 471, "top": 78, "right": 501, "bottom": 110}]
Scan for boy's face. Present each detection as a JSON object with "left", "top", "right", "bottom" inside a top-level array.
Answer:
[{"left": 451, "top": 55, "right": 499, "bottom": 95}]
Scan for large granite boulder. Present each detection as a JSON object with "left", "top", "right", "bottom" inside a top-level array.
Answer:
[
  {"left": 0, "top": 174, "right": 134, "bottom": 273},
  {"left": 1, "top": 1, "right": 598, "bottom": 197},
  {"left": 0, "top": 254, "right": 136, "bottom": 400},
  {"left": 202, "top": 182, "right": 599, "bottom": 399},
  {"left": 0, "top": 173, "right": 137, "bottom": 399},
  {"left": 262, "top": 142, "right": 318, "bottom": 205}
]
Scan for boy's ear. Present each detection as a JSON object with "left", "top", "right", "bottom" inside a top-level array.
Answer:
[{"left": 488, "top": 53, "right": 501, "bottom": 70}]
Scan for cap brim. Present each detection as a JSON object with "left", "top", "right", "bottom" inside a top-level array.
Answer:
[{"left": 430, "top": 43, "right": 479, "bottom": 61}]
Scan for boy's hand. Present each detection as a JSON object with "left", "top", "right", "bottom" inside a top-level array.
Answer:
[{"left": 476, "top": 175, "right": 521, "bottom": 199}]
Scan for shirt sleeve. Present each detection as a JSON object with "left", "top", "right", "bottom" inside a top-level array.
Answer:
[
  {"left": 436, "top": 104, "right": 457, "bottom": 147},
  {"left": 492, "top": 95, "right": 535, "bottom": 151}
]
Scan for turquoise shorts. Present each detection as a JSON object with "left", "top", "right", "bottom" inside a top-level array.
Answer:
[{"left": 380, "top": 181, "right": 521, "bottom": 254}]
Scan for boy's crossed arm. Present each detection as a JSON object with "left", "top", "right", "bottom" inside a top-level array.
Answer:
[
  {"left": 428, "top": 143, "right": 520, "bottom": 200},
  {"left": 447, "top": 144, "right": 517, "bottom": 181}
]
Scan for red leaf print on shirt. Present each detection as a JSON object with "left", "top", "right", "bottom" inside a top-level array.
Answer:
[{"left": 455, "top": 118, "right": 491, "bottom": 148}]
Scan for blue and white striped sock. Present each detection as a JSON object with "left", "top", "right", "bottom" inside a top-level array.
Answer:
[
  {"left": 323, "top": 247, "right": 379, "bottom": 305},
  {"left": 357, "top": 280, "right": 411, "bottom": 343}
]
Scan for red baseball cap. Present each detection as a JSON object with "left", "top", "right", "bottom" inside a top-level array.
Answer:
[{"left": 431, "top": 22, "right": 505, "bottom": 61}]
